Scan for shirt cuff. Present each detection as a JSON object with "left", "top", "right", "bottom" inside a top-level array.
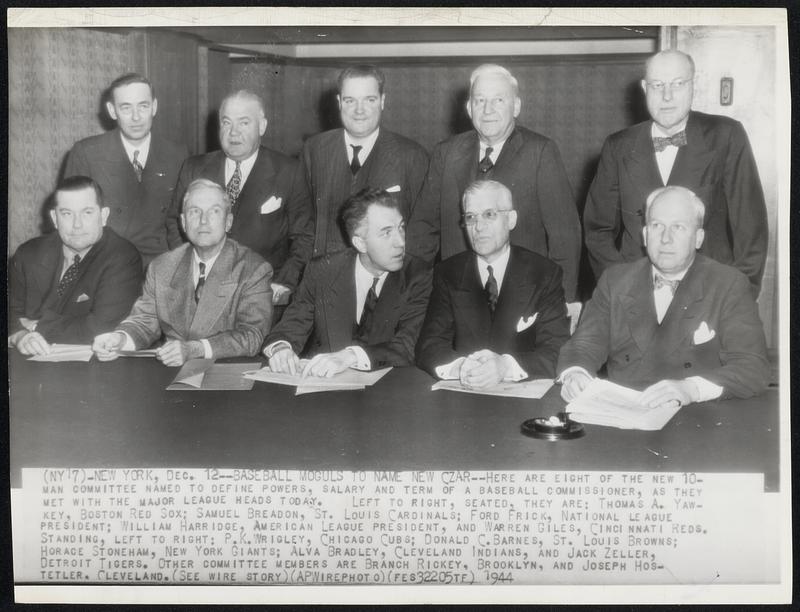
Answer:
[
  {"left": 200, "top": 339, "right": 213, "bottom": 359},
  {"left": 119, "top": 332, "right": 136, "bottom": 351},
  {"left": 264, "top": 340, "right": 292, "bottom": 358},
  {"left": 557, "top": 365, "right": 593, "bottom": 383},
  {"left": 435, "top": 357, "right": 465, "bottom": 380},
  {"left": 346, "top": 345, "right": 371, "bottom": 371},
  {"left": 500, "top": 354, "right": 527, "bottom": 381},
  {"left": 687, "top": 376, "right": 724, "bottom": 402}
]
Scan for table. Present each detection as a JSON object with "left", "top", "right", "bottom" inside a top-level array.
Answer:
[{"left": 9, "top": 354, "right": 779, "bottom": 490}]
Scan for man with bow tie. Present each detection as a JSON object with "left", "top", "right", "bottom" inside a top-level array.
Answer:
[
  {"left": 583, "top": 49, "right": 768, "bottom": 295},
  {"left": 558, "top": 186, "right": 769, "bottom": 408},
  {"left": 415, "top": 180, "right": 570, "bottom": 389}
]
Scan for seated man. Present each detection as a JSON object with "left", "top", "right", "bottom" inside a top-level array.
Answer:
[
  {"left": 263, "top": 188, "right": 432, "bottom": 377},
  {"left": 558, "top": 185, "right": 769, "bottom": 408},
  {"left": 93, "top": 179, "right": 273, "bottom": 366},
  {"left": 415, "top": 180, "right": 570, "bottom": 388},
  {"left": 9, "top": 176, "right": 142, "bottom": 355}
]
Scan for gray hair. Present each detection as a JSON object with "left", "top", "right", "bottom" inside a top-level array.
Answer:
[
  {"left": 219, "top": 89, "right": 266, "bottom": 118},
  {"left": 644, "top": 49, "right": 696, "bottom": 80},
  {"left": 645, "top": 185, "right": 705, "bottom": 226},
  {"left": 462, "top": 179, "right": 514, "bottom": 211},
  {"left": 182, "top": 178, "right": 232, "bottom": 214},
  {"left": 469, "top": 64, "right": 519, "bottom": 97}
]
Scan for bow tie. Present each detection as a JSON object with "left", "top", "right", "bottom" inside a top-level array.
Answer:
[
  {"left": 654, "top": 273, "right": 680, "bottom": 295},
  {"left": 652, "top": 130, "right": 687, "bottom": 152}
]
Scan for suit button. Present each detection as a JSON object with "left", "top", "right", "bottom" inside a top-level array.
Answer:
[
  {"left": 684, "top": 362, "right": 692, "bottom": 369},
  {"left": 624, "top": 354, "right": 630, "bottom": 362}
]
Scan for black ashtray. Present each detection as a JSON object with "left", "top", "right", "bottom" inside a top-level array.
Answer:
[{"left": 521, "top": 413, "right": 585, "bottom": 440}]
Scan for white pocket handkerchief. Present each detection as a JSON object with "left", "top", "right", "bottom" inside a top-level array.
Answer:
[
  {"left": 516, "top": 312, "right": 538, "bottom": 333},
  {"left": 385, "top": 184, "right": 401, "bottom": 193},
  {"left": 260, "top": 196, "right": 282, "bottom": 214},
  {"left": 76, "top": 293, "right": 90, "bottom": 303},
  {"left": 693, "top": 321, "right": 716, "bottom": 345}
]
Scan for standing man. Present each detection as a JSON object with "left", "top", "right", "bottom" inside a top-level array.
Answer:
[
  {"left": 9, "top": 176, "right": 142, "bottom": 355},
  {"left": 301, "top": 64, "right": 429, "bottom": 257},
  {"left": 93, "top": 179, "right": 273, "bottom": 366},
  {"left": 559, "top": 186, "right": 769, "bottom": 407},
  {"left": 407, "top": 63, "right": 581, "bottom": 316},
  {"left": 64, "top": 73, "right": 188, "bottom": 266},
  {"left": 583, "top": 49, "right": 768, "bottom": 294},
  {"left": 263, "top": 188, "right": 432, "bottom": 377},
  {"left": 172, "top": 90, "right": 314, "bottom": 306},
  {"left": 416, "top": 181, "right": 570, "bottom": 388}
]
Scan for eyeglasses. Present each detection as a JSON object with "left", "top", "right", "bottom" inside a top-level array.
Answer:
[
  {"left": 462, "top": 209, "right": 512, "bottom": 226},
  {"left": 646, "top": 78, "right": 692, "bottom": 93}
]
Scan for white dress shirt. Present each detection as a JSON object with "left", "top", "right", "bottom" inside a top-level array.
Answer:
[
  {"left": 652, "top": 119, "right": 688, "bottom": 185},
  {"left": 224, "top": 149, "right": 259, "bottom": 187},
  {"left": 478, "top": 138, "right": 506, "bottom": 165},
  {"left": 120, "top": 131, "right": 151, "bottom": 167},
  {"left": 344, "top": 128, "right": 380, "bottom": 167}
]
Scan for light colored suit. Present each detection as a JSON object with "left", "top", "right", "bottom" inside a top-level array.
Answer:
[{"left": 118, "top": 239, "right": 273, "bottom": 358}]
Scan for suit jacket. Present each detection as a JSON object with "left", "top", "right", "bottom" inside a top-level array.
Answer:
[
  {"left": 64, "top": 129, "right": 188, "bottom": 265},
  {"left": 9, "top": 228, "right": 143, "bottom": 343},
  {"left": 583, "top": 111, "right": 768, "bottom": 293},
  {"left": 117, "top": 239, "right": 273, "bottom": 358},
  {"left": 415, "top": 246, "right": 570, "bottom": 379},
  {"left": 406, "top": 126, "right": 580, "bottom": 301},
  {"left": 556, "top": 255, "right": 769, "bottom": 399},
  {"left": 170, "top": 146, "right": 314, "bottom": 289},
  {"left": 265, "top": 249, "right": 433, "bottom": 369},
  {"left": 301, "top": 128, "right": 429, "bottom": 256}
]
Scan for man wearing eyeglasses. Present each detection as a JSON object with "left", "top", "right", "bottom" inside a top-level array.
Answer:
[
  {"left": 415, "top": 180, "right": 570, "bottom": 389},
  {"left": 584, "top": 49, "right": 768, "bottom": 295}
]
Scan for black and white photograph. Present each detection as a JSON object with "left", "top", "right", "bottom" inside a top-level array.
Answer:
[{"left": 7, "top": 6, "right": 791, "bottom": 606}]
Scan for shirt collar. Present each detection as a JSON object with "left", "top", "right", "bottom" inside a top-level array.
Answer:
[
  {"left": 344, "top": 128, "right": 380, "bottom": 159},
  {"left": 651, "top": 262, "right": 690, "bottom": 283},
  {"left": 193, "top": 238, "right": 226, "bottom": 271},
  {"left": 119, "top": 131, "right": 151, "bottom": 164},
  {"left": 476, "top": 244, "right": 511, "bottom": 287},
  {"left": 225, "top": 148, "right": 259, "bottom": 178},
  {"left": 651, "top": 117, "right": 689, "bottom": 139},
  {"left": 355, "top": 252, "right": 389, "bottom": 286},
  {"left": 62, "top": 242, "right": 93, "bottom": 264}
]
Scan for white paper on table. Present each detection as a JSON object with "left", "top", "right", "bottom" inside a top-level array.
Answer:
[
  {"left": 431, "top": 378, "right": 554, "bottom": 399},
  {"left": 28, "top": 344, "right": 93, "bottom": 362},
  {"left": 566, "top": 378, "right": 681, "bottom": 431},
  {"left": 295, "top": 384, "right": 366, "bottom": 395},
  {"left": 243, "top": 364, "right": 392, "bottom": 389}
]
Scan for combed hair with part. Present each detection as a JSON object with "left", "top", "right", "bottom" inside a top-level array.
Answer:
[
  {"left": 645, "top": 185, "right": 705, "bottom": 226},
  {"left": 337, "top": 64, "right": 386, "bottom": 95},
  {"left": 182, "top": 178, "right": 232, "bottom": 213},
  {"left": 220, "top": 89, "right": 266, "bottom": 117},
  {"left": 461, "top": 180, "right": 514, "bottom": 211},
  {"left": 644, "top": 49, "right": 696, "bottom": 79},
  {"left": 108, "top": 73, "right": 155, "bottom": 99},
  {"left": 339, "top": 188, "right": 400, "bottom": 240},
  {"left": 469, "top": 64, "right": 519, "bottom": 96},
  {"left": 54, "top": 175, "right": 104, "bottom": 208}
]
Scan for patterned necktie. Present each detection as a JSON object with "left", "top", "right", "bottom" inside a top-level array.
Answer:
[
  {"left": 485, "top": 264, "right": 499, "bottom": 314},
  {"left": 356, "top": 276, "right": 379, "bottom": 341},
  {"left": 654, "top": 273, "right": 680, "bottom": 295},
  {"left": 132, "top": 150, "right": 143, "bottom": 182},
  {"left": 350, "top": 145, "right": 363, "bottom": 175},
  {"left": 478, "top": 146, "right": 494, "bottom": 173},
  {"left": 227, "top": 161, "right": 242, "bottom": 206},
  {"left": 652, "top": 130, "right": 687, "bottom": 153},
  {"left": 58, "top": 254, "right": 82, "bottom": 297},
  {"left": 195, "top": 262, "right": 206, "bottom": 304}
]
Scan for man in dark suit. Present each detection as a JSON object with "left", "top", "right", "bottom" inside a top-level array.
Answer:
[
  {"left": 171, "top": 90, "right": 314, "bottom": 306},
  {"left": 406, "top": 63, "right": 581, "bottom": 322},
  {"left": 263, "top": 188, "right": 432, "bottom": 377},
  {"left": 583, "top": 49, "right": 768, "bottom": 294},
  {"left": 93, "top": 179, "right": 273, "bottom": 367},
  {"left": 416, "top": 180, "right": 570, "bottom": 388},
  {"left": 300, "top": 64, "right": 429, "bottom": 257},
  {"left": 9, "top": 176, "right": 143, "bottom": 355},
  {"left": 64, "top": 73, "right": 188, "bottom": 266},
  {"left": 558, "top": 186, "right": 769, "bottom": 409}
]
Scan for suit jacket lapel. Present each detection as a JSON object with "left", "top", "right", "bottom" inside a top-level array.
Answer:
[
  {"left": 453, "top": 132, "right": 480, "bottom": 197},
  {"left": 201, "top": 151, "right": 227, "bottom": 187},
  {"left": 492, "top": 129, "right": 523, "bottom": 179},
  {"left": 620, "top": 261, "right": 659, "bottom": 354},
  {"left": 168, "top": 246, "right": 196, "bottom": 335},
  {"left": 492, "top": 248, "right": 536, "bottom": 335},
  {"left": 53, "top": 233, "right": 107, "bottom": 310},
  {"left": 668, "top": 112, "right": 716, "bottom": 186},
  {"left": 322, "top": 253, "right": 357, "bottom": 350},
  {"left": 455, "top": 255, "right": 492, "bottom": 339},
  {"left": 651, "top": 259, "right": 705, "bottom": 358},
  {"left": 238, "top": 147, "right": 277, "bottom": 205},
  {"left": 622, "top": 122, "right": 664, "bottom": 204},
  {"left": 33, "top": 237, "right": 65, "bottom": 311},
  {"left": 369, "top": 266, "right": 404, "bottom": 341},
  {"left": 189, "top": 240, "right": 240, "bottom": 337}
]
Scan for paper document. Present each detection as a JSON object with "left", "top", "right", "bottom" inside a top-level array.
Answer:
[
  {"left": 243, "top": 364, "right": 391, "bottom": 394},
  {"left": 28, "top": 344, "right": 93, "bottom": 362},
  {"left": 566, "top": 378, "right": 681, "bottom": 431},
  {"left": 118, "top": 349, "right": 159, "bottom": 357},
  {"left": 431, "top": 378, "right": 554, "bottom": 399},
  {"left": 167, "top": 360, "right": 260, "bottom": 391}
]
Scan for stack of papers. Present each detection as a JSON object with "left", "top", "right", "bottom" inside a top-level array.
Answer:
[
  {"left": 166, "top": 359, "right": 260, "bottom": 391},
  {"left": 566, "top": 378, "right": 681, "bottom": 431},
  {"left": 243, "top": 364, "right": 392, "bottom": 395},
  {"left": 431, "top": 378, "right": 554, "bottom": 399},
  {"left": 28, "top": 344, "right": 93, "bottom": 362}
]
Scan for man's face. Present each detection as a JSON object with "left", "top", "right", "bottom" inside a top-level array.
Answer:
[
  {"left": 642, "top": 53, "right": 694, "bottom": 134},
  {"left": 467, "top": 73, "right": 521, "bottom": 145},
  {"left": 463, "top": 188, "right": 517, "bottom": 261},
  {"left": 352, "top": 204, "right": 405, "bottom": 275},
  {"left": 643, "top": 191, "right": 705, "bottom": 275},
  {"left": 338, "top": 76, "right": 384, "bottom": 140},
  {"left": 106, "top": 82, "right": 158, "bottom": 145},
  {"left": 219, "top": 96, "right": 267, "bottom": 161},
  {"left": 181, "top": 187, "right": 233, "bottom": 251},
  {"left": 50, "top": 187, "right": 109, "bottom": 253}
]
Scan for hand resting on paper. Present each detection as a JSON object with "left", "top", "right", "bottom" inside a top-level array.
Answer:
[
  {"left": 458, "top": 349, "right": 512, "bottom": 390},
  {"left": 559, "top": 369, "right": 593, "bottom": 402},
  {"left": 639, "top": 379, "right": 697, "bottom": 410},
  {"left": 267, "top": 344, "right": 302, "bottom": 376},
  {"left": 10, "top": 330, "right": 51, "bottom": 356},
  {"left": 156, "top": 339, "right": 204, "bottom": 367},
  {"left": 301, "top": 349, "right": 358, "bottom": 378},
  {"left": 92, "top": 332, "right": 127, "bottom": 361}
]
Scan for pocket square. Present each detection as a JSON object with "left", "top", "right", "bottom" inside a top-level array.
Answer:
[
  {"left": 385, "top": 185, "right": 401, "bottom": 193},
  {"left": 76, "top": 293, "right": 90, "bottom": 303},
  {"left": 260, "top": 196, "right": 282, "bottom": 214},
  {"left": 693, "top": 321, "right": 716, "bottom": 345},
  {"left": 516, "top": 312, "right": 538, "bottom": 333}
]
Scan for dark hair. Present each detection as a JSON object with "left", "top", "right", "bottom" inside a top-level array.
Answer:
[
  {"left": 108, "top": 73, "right": 155, "bottom": 100},
  {"left": 54, "top": 176, "right": 104, "bottom": 208},
  {"left": 339, "top": 188, "right": 400, "bottom": 240},
  {"left": 337, "top": 64, "right": 385, "bottom": 95}
]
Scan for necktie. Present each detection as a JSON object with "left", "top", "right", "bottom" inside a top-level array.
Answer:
[
  {"left": 485, "top": 264, "right": 499, "bottom": 314},
  {"left": 356, "top": 276, "right": 379, "bottom": 341},
  {"left": 652, "top": 130, "right": 687, "bottom": 153},
  {"left": 478, "top": 147, "right": 494, "bottom": 174},
  {"left": 195, "top": 262, "right": 206, "bottom": 304},
  {"left": 350, "top": 145, "right": 363, "bottom": 175},
  {"left": 227, "top": 161, "right": 242, "bottom": 206},
  {"left": 132, "top": 150, "right": 143, "bottom": 183},
  {"left": 654, "top": 273, "right": 680, "bottom": 295},
  {"left": 58, "top": 254, "right": 82, "bottom": 297}
]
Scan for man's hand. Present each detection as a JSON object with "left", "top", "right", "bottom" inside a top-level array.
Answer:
[
  {"left": 639, "top": 379, "right": 697, "bottom": 410},
  {"left": 12, "top": 331, "right": 51, "bottom": 356},
  {"left": 267, "top": 345, "right": 302, "bottom": 375},
  {"left": 92, "top": 332, "right": 127, "bottom": 361},
  {"left": 301, "top": 349, "right": 357, "bottom": 378},
  {"left": 560, "top": 369, "right": 593, "bottom": 402},
  {"left": 566, "top": 301, "right": 582, "bottom": 335},
  {"left": 271, "top": 283, "right": 292, "bottom": 305},
  {"left": 156, "top": 339, "right": 203, "bottom": 367},
  {"left": 19, "top": 317, "right": 38, "bottom": 332},
  {"left": 458, "top": 349, "right": 508, "bottom": 389}
]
